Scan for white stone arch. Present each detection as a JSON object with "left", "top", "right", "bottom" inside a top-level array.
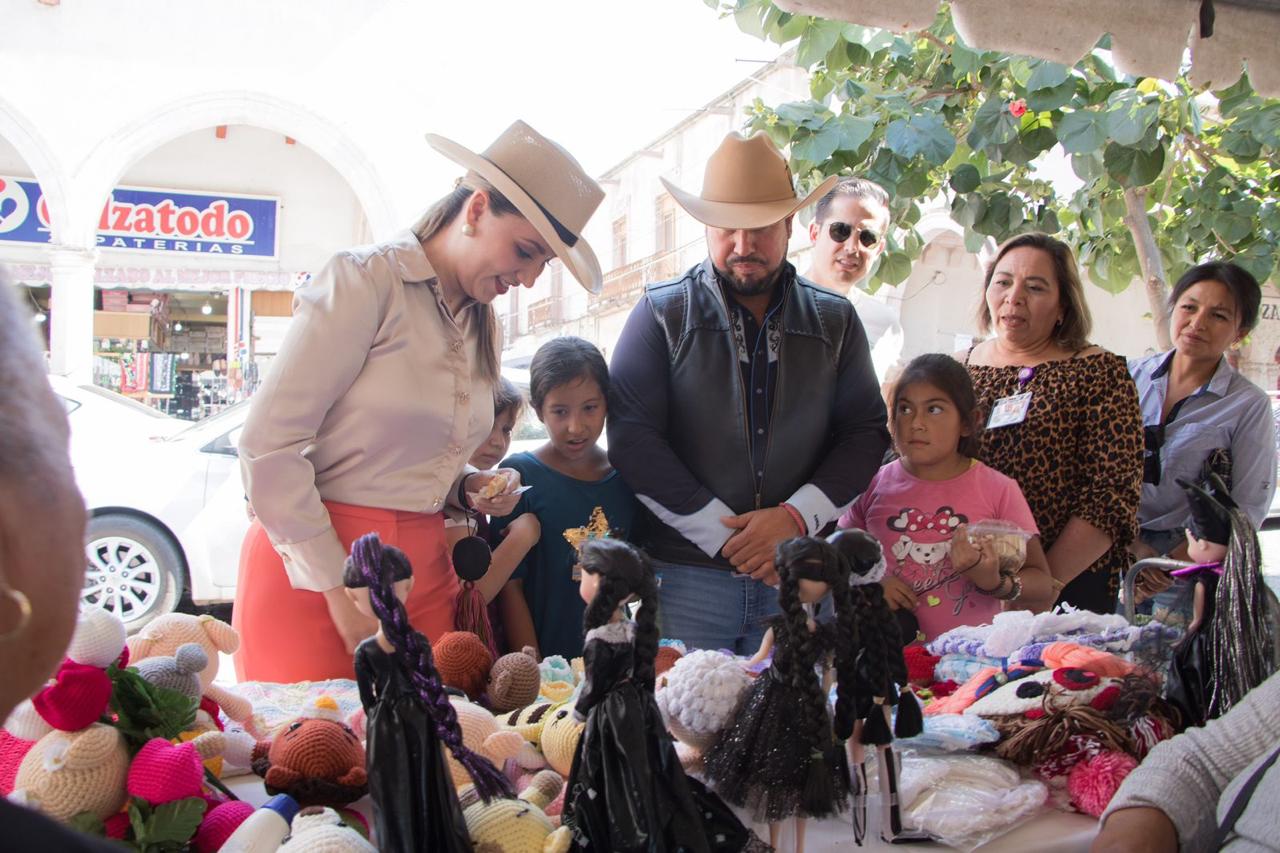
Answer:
[
  {"left": 0, "top": 95, "right": 74, "bottom": 245},
  {"left": 67, "top": 90, "right": 397, "bottom": 249}
]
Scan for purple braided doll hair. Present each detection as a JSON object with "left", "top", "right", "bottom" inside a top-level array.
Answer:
[{"left": 350, "top": 532, "right": 514, "bottom": 802}]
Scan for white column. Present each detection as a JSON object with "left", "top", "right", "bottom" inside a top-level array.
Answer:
[{"left": 47, "top": 245, "right": 98, "bottom": 383}]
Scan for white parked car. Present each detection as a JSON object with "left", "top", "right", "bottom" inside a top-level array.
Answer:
[
  {"left": 52, "top": 365, "right": 545, "bottom": 632},
  {"left": 51, "top": 376, "right": 249, "bottom": 632}
]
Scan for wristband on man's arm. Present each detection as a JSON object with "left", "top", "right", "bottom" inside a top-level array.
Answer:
[{"left": 780, "top": 502, "right": 807, "bottom": 535}]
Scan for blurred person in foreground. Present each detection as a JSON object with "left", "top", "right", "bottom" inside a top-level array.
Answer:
[{"left": 0, "top": 273, "right": 118, "bottom": 850}]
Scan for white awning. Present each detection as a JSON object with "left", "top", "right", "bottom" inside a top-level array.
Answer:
[{"left": 774, "top": 0, "right": 1280, "bottom": 96}]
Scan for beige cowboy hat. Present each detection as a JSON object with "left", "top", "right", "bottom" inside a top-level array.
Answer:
[
  {"left": 426, "top": 120, "right": 605, "bottom": 294},
  {"left": 660, "top": 131, "right": 839, "bottom": 230}
]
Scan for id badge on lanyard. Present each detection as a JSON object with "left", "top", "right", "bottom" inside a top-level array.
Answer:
[{"left": 987, "top": 367, "right": 1035, "bottom": 429}]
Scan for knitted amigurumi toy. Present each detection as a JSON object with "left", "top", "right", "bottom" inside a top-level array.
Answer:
[
  {"left": 251, "top": 697, "right": 368, "bottom": 808},
  {"left": 126, "top": 735, "right": 223, "bottom": 805},
  {"left": 191, "top": 800, "right": 256, "bottom": 853},
  {"left": 134, "top": 642, "right": 207, "bottom": 703},
  {"left": 435, "top": 630, "right": 495, "bottom": 699},
  {"left": 459, "top": 768, "right": 572, "bottom": 853},
  {"left": 536, "top": 654, "right": 577, "bottom": 704},
  {"left": 655, "top": 640, "right": 686, "bottom": 678},
  {"left": 487, "top": 647, "right": 542, "bottom": 713},
  {"left": 278, "top": 806, "right": 377, "bottom": 853},
  {"left": 538, "top": 703, "right": 585, "bottom": 777},
  {"left": 28, "top": 609, "right": 129, "bottom": 735},
  {"left": 10, "top": 722, "right": 131, "bottom": 821},
  {"left": 655, "top": 649, "right": 751, "bottom": 755},
  {"left": 126, "top": 612, "right": 258, "bottom": 736},
  {"left": 132, "top": 641, "right": 253, "bottom": 777},
  {"left": 447, "top": 696, "right": 543, "bottom": 787}
]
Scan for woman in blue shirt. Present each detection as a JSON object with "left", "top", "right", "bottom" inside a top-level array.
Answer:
[{"left": 1129, "top": 262, "right": 1275, "bottom": 600}]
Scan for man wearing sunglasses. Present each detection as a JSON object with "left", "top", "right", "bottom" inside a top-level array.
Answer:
[
  {"left": 607, "top": 132, "right": 889, "bottom": 654},
  {"left": 806, "top": 178, "right": 902, "bottom": 383}
]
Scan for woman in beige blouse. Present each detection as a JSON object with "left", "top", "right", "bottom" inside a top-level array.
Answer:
[{"left": 233, "top": 122, "right": 605, "bottom": 682}]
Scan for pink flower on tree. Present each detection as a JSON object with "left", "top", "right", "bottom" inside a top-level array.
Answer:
[{"left": 1009, "top": 99, "right": 1028, "bottom": 118}]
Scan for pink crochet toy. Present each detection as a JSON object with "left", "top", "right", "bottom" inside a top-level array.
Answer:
[
  {"left": 1067, "top": 751, "right": 1138, "bottom": 816},
  {"left": 127, "top": 737, "right": 208, "bottom": 805},
  {"left": 192, "top": 800, "right": 256, "bottom": 852}
]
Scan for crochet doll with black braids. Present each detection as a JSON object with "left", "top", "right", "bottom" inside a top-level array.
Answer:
[
  {"left": 827, "top": 527, "right": 924, "bottom": 845},
  {"left": 704, "top": 536, "right": 858, "bottom": 853},
  {"left": 345, "top": 532, "right": 512, "bottom": 853},
  {"left": 564, "top": 538, "right": 766, "bottom": 853}
]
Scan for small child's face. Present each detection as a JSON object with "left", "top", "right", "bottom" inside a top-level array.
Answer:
[
  {"left": 472, "top": 407, "right": 518, "bottom": 470},
  {"left": 538, "top": 375, "right": 606, "bottom": 461},
  {"left": 892, "top": 380, "right": 969, "bottom": 468}
]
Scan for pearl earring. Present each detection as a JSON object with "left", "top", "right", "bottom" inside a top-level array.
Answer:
[{"left": 462, "top": 224, "right": 476, "bottom": 237}]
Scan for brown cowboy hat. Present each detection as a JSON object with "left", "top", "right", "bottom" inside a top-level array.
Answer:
[
  {"left": 427, "top": 121, "right": 605, "bottom": 294},
  {"left": 660, "top": 131, "right": 839, "bottom": 230}
]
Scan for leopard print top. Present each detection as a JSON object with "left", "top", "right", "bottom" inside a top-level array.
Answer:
[{"left": 967, "top": 350, "right": 1143, "bottom": 610}]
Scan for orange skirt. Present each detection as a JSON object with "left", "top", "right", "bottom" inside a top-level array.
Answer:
[{"left": 233, "top": 501, "right": 459, "bottom": 683}]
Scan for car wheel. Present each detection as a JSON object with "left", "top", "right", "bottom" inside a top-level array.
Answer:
[{"left": 84, "top": 514, "right": 185, "bottom": 633}]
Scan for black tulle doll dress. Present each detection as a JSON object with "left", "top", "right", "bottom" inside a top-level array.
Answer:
[
  {"left": 354, "top": 637, "right": 473, "bottom": 853},
  {"left": 703, "top": 617, "right": 851, "bottom": 823},
  {"left": 564, "top": 621, "right": 766, "bottom": 852}
]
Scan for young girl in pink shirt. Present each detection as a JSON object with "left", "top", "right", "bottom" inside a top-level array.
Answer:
[{"left": 839, "top": 354, "right": 1055, "bottom": 641}]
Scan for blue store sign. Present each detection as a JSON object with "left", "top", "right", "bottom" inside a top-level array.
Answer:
[{"left": 0, "top": 175, "right": 279, "bottom": 258}]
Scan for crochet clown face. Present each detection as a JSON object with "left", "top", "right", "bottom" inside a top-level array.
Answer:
[{"left": 964, "top": 668, "right": 1121, "bottom": 718}]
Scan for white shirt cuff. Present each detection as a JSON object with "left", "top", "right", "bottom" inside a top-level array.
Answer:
[
  {"left": 274, "top": 528, "right": 348, "bottom": 592},
  {"left": 784, "top": 483, "right": 839, "bottom": 536},
  {"left": 636, "top": 493, "right": 736, "bottom": 559}
]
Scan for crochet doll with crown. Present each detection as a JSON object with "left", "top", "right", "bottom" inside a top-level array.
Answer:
[{"left": 345, "top": 532, "right": 513, "bottom": 853}]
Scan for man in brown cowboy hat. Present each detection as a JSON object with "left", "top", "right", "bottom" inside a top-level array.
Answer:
[{"left": 607, "top": 131, "right": 890, "bottom": 652}]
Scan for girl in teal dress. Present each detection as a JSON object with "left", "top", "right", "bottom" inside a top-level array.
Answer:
[{"left": 489, "top": 336, "right": 639, "bottom": 659}]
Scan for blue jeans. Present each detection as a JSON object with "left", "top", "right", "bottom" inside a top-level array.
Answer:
[{"left": 651, "top": 559, "right": 780, "bottom": 655}]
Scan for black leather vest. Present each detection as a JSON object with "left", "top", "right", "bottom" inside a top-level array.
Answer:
[{"left": 643, "top": 260, "right": 853, "bottom": 568}]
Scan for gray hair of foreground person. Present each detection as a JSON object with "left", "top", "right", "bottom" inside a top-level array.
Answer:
[{"left": 0, "top": 272, "right": 89, "bottom": 723}]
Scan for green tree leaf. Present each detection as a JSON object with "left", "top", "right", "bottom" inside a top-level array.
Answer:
[
  {"left": 148, "top": 798, "right": 208, "bottom": 845},
  {"left": 885, "top": 113, "right": 957, "bottom": 165},
  {"left": 774, "top": 100, "right": 826, "bottom": 130},
  {"left": 1027, "top": 61, "right": 1070, "bottom": 92},
  {"left": 950, "top": 42, "right": 983, "bottom": 76},
  {"left": 1104, "top": 141, "right": 1166, "bottom": 187},
  {"left": 1057, "top": 110, "right": 1107, "bottom": 154},
  {"left": 967, "top": 95, "right": 1020, "bottom": 150},
  {"left": 797, "top": 18, "right": 844, "bottom": 68},
  {"left": 1105, "top": 90, "right": 1160, "bottom": 146},
  {"left": 1026, "top": 79, "right": 1077, "bottom": 112},
  {"left": 834, "top": 113, "right": 876, "bottom": 151},
  {"left": 876, "top": 251, "right": 913, "bottom": 285},
  {"left": 949, "top": 163, "right": 982, "bottom": 193}
]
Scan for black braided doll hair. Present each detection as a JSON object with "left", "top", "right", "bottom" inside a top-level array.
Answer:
[
  {"left": 346, "top": 533, "right": 514, "bottom": 802},
  {"left": 774, "top": 537, "right": 849, "bottom": 755},
  {"left": 578, "top": 538, "right": 660, "bottom": 691}
]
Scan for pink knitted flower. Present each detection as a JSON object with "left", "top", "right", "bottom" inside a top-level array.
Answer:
[
  {"left": 104, "top": 812, "right": 132, "bottom": 840},
  {"left": 1067, "top": 751, "right": 1138, "bottom": 817},
  {"left": 192, "top": 800, "right": 255, "bottom": 852},
  {"left": 32, "top": 659, "right": 113, "bottom": 732},
  {"left": 127, "top": 738, "right": 205, "bottom": 804}
]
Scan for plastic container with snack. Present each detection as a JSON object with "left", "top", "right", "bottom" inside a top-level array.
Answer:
[{"left": 965, "top": 520, "right": 1032, "bottom": 573}]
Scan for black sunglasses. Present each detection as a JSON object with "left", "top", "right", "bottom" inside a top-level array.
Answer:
[{"left": 827, "top": 221, "right": 881, "bottom": 248}]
